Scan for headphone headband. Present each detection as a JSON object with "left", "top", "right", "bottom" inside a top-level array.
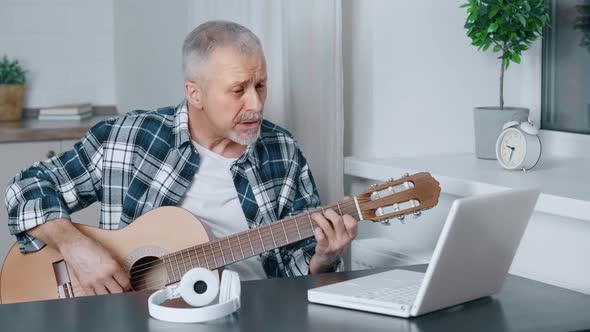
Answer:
[{"left": 148, "top": 268, "right": 241, "bottom": 323}]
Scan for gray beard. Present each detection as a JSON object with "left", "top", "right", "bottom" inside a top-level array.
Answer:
[{"left": 229, "top": 127, "right": 260, "bottom": 146}]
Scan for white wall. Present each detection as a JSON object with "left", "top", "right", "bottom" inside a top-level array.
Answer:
[
  {"left": 0, "top": 0, "right": 116, "bottom": 107},
  {"left": 0, "top": 0, "right": 190, "bottom": 112},
  {"left": 113, "top": 0, "right": 189, "bottom": 114},
  {"left": 343, "top": 0, "right": 590, "bottom": 295},
  {"left": 343, "top": 0, "right": 541, "bottom": 159}
]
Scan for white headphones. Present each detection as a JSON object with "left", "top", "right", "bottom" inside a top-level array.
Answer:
[{"left": 148, "top": 268, "right": 241, "bottom": 323}]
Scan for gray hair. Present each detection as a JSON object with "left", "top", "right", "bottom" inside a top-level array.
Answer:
[{"left": 182, "top": 20, "right": 262, "bottom": 81}]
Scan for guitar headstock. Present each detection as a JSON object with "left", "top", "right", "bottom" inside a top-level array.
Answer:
[{"left": 356, "top": 172, "right": 441, "bottom": 224}]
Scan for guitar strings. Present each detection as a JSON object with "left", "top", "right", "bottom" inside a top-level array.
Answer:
[
  {"left": 126, "top": 201, "right": 360, "bottom": 278},
  {"left": 67, "top": 201, "right": 362, "bottom": 295},
  {"left": 71, "top": 197, "right": 415, "bottom": 294},
  {"left": 126, "top": 217, "right": 329, "bottom": 279},
  {"left": 70, "top": 195, "right": 422, "bottom": 296},
  {"left": 73, "top": 192, "right": 428, "bottom": 295},
  {"left": 70, "top": 200, "right": 370, "bottom": 294},
  {"left": 67, "top": 220, "right": 325, "bottom": 294},
  {"left": 124, "top": 200, "right": 360, "bottom": 276},
  {"left": 68, "top": 178, "right": 431, "bottom": 295}
]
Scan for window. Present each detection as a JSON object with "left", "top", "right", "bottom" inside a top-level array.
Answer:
[{"left": 542, "top": 0, "right": 590, "bottom": 134}]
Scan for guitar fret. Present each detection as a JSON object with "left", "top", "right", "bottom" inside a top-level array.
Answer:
[
  {"left": 237, "top": 234, "right": 245, "bottom": 259},
  {"left": 210, "top": 243, "right": 218, "bottom": 267},
  {"left": 294, "top": 217, "right": 302, "bottom": 240},
  {"left": 281, "top": 221, "right": 289, "bottom": 243},
  {"left": 336, "top": 202, "right": 343, "bottom": 216},
  {"left": 173, "top": 254, "right": 180, "bottom": 280},
  {"left": 307, "top": 213, "right": 314, "bottom": 230},
  {"left": 202, "top": 245, "right": 209, "bottom": 269},
  {"left": 219, "top": 241, "right": 226, "bottom": 265},
  {"left": 165, "top": 258, "right": 174, "bottom": 284},
  {"left": 193, "top": 247, "right": 200, "bottom": 268},
  {"left": 180, "top": 251, "right": 187, "bottom": 275},
  {"left": 227, "top": 237, "right": 236, "bottom": 262},
  {"left": 270, "top": 225, "right": 277, "bottom": 248},
  {"left": 248, "top": 231, "right": 255, "bottom": 256},
  {"left": 258, "top": 228, "right": 265, "bottom": 251},
  {"left": 185, "top": 251, "right": 191, "bottom": 273}
]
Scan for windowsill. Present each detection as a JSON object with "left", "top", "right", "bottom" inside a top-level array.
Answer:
[{"left": 344, "top": 153, "right": 590, "bottom": 222}]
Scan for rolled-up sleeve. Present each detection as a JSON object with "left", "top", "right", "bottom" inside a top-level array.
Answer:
[{"left": 5, "top": 119, "right": 114, "bottom": 253}]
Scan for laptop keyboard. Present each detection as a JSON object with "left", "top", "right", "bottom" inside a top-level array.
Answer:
[{"left": 352, "top": 282, "right": 421, "bottom": 305}]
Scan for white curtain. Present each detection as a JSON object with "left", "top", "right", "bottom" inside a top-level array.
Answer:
[{"left": 189, "top": 0, "right": 344, "bottom": 204}]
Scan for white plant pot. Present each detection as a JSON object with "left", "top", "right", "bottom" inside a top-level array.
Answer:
[{"left": 473, "top": 106, "right": 529, "bottom": 159}]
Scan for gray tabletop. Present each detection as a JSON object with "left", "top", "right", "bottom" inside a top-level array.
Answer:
[{"left": 1, "top": 264, "right": 589, "bottom": 332}]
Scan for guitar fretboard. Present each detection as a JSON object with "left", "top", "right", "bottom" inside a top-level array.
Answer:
[{"left": 160, "top": 200, "right": 359, "bottom": 284}]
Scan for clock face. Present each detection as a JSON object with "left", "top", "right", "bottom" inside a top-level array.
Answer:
[{"left": 497, "top": 128, "right": 527, "bottom": 169}]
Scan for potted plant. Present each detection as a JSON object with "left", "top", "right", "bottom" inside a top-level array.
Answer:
[
  {"left": 0, "top": 56, "right": 27, "bottom": 121},
  {"left": 462, "top": 0, "right": 550, "bottom": 159}
]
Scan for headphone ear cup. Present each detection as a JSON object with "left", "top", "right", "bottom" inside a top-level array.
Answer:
[
  {"left": 219, "top": 269, "right": 240, "bottom": 303},
  {"left": 179, "top": 268, "right": 219, "bottom": 307}
]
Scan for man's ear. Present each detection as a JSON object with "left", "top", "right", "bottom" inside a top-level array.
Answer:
[{"left": 184, "top": 81, "right": 204, "bottom": 110}]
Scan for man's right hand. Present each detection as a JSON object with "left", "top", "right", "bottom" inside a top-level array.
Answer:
[
  {"left": 28, "top": 218, "right": 131, "bottom": 295},
  {"left": 59, "top": 233, "right": 131, "bottom": 295}
]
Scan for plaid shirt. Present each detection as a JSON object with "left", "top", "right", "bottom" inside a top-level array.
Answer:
[{"left": 5, "top": 100, "right": 333, "bottom": 277}]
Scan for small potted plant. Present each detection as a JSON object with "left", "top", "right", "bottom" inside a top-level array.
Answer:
[
  {"left": 0, "top": 56, "right": 27, "bottom": 121},
  {"left": 462, "top": 0, "right": 550, "bottom": 159}
]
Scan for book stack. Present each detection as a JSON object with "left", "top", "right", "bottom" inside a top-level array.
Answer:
[{"left": 38, "top": 103, "right": 94, "bottom": 121}]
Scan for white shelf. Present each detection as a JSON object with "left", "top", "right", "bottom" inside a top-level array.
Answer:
[{"left": 345, "top": 153, "right": 590, "bottom": 222}]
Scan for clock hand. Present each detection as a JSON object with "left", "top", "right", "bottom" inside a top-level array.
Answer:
[{"left": 509, "top": 148, "right": 514, "bottom": 161}]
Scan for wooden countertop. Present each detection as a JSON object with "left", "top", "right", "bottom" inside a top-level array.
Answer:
[{"left": 0, "top": 106, "right": 117, "bottom": 143}]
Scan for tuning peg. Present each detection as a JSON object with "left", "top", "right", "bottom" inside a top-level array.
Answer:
[
  {"left": 403, "top": 173, "right": 410, "bottom": 177},
  {"left": 387, "top": 178, "right": 394, "bottom": 182},
  {"left": 398, "top": 215, "right": 406, "bottom": 224},
  {"left": 370, "top": 183, "right": 378, "bottom": 188},
  {"left": 412, "top": 211, "right": 422, "bottom": 218},
  {"left": 381, "top": 219, "right": 391, "bottom": 226}
]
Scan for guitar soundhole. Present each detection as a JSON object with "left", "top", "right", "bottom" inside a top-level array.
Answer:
[{"left": 129, "top": 256, "right": 167, "bottom": 291}]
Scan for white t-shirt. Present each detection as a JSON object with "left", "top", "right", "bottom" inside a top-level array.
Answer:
[{"left": 178, "top": 140, "right": 267, "bottom": 281}]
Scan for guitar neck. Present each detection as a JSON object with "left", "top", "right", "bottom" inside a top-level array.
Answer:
[{"left": 160, "top": 200, "right": 360, "bottom": 284}]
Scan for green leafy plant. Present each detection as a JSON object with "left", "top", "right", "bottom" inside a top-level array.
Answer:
[
  {"left": 461, "top": 0, "right": 550, "bottom": 109},
  {"left": 0, "top": 56, "right": 27, "bottom": 85}
]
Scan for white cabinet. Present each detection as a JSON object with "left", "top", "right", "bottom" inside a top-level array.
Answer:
[{"left": 0, "top": 140, "right": 100, "bottom": 267}]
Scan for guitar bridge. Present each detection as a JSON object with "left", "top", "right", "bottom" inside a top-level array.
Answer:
[{"left": 53, "top": 260, "right": 75, "bottom": 298}]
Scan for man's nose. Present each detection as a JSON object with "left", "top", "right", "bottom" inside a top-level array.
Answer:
[{"left": 244, "top": 88, "right": 263, "bottom": 112}]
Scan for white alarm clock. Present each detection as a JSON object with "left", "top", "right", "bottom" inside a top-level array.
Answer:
[{"left": 495, "top": 120, "right": 542, "bottom": 171}]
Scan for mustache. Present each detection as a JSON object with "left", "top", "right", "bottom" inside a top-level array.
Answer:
[{"left": 238, "top": 112, "right": 263, "bottom": 122}]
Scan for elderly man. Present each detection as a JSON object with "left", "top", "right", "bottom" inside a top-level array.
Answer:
[{"left": 5, "top": 21, "right": 357, "bottom": 296}]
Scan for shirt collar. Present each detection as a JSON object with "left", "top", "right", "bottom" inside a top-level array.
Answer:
[
  {"left": 235, "top": 141, "right": 260, "bottom": 167},
  {"left": 174, "top": 99, "right": 261, "bottom": 167},
  {"left": 174, "top": 99, "right": 192, "bottom": 148}
]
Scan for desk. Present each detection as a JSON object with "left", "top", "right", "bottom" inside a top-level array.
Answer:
[{"left": 1, "top": 265, "right": 589, "bottom": 332}]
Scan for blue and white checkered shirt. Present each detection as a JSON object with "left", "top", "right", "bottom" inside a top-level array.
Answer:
[{"left": 5, "top": 100, "right": 328, "bottom": 277}]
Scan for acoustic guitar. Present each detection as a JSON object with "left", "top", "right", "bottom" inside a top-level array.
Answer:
[{"left": 0, "top": 172, "right": 440, "bottom": 304}]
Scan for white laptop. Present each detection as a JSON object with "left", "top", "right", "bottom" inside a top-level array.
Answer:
[{"left": 308, "top": 188, "right": 540, "bottom": 318}]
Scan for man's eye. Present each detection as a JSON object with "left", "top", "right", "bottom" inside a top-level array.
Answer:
[
  {"left": 233, "top": 89, "right": 244, "bottom": 94},
  {"left": 256, "top": 83, "right": 266, "bottom": 89}
]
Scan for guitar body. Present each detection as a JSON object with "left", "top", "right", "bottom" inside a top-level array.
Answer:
[{"left": 0, "top": 206, "right": 212, "bottom": 304}]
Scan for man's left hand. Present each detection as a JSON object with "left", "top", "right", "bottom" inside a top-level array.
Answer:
[{"left": 309, "top": 197, "right": 358, "bottom": 274}]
